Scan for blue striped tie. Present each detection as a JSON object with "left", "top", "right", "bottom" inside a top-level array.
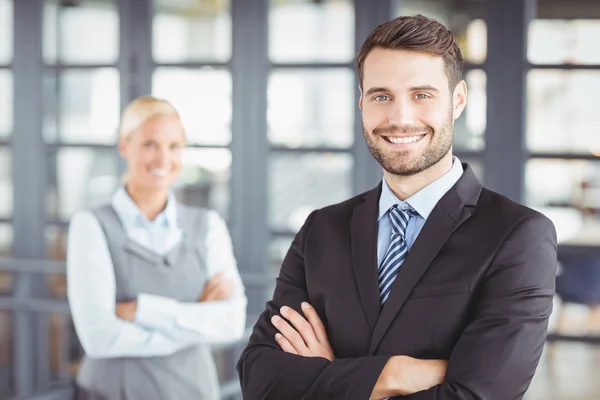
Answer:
[{"left": 379, "top": 205, "right": 416, "bottom": 304}]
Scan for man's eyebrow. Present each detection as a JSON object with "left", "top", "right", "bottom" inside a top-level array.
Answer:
[
  {"left": 364, "top": 87, "right": 390, "bottom": 96},
  {"left": 409, "top": 85, "right": 440, "bottom": 92},
  {"left": 364, "top": 85, "right": 441, "bottom": 96}
]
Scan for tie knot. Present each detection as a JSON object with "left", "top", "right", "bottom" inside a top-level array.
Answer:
[{"left": 389, "top": 204, "right": 416, "bottom": 236}]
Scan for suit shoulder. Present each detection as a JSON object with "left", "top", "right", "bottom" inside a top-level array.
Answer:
[{"left": 478, "top": 187, "right": 554, "bottom": 229}]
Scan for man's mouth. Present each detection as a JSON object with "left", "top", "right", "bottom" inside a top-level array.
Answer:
[{"left": 383, "top": 134, "right": 426, "bottom": 144}]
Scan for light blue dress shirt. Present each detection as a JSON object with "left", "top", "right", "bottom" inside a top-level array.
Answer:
[{"left": 377, "top": 158, "right": 465, "bottom": 267}]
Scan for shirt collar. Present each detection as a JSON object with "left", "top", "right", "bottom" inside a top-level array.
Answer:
[
  {"left": 378, "top": 157, "right": 464, "bottom": 221},
  {"left": 111, "top": 186, "right": 179, "bottom": 231}
]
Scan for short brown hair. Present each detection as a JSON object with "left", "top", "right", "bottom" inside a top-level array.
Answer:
[{"left": 356, "top": 14, "right": 463, "bottom": 90}]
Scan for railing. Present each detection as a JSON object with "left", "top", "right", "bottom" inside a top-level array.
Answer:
[
  {"left": 10, "top": 379, "right": 243, "bottom": 400},
  {"left": 0, "top": 258, "right": 251, "bottom": 400}
]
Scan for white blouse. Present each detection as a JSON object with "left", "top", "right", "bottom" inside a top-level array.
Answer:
[{"left": 67, "top": 188, "right": 247, "bottom": 359}]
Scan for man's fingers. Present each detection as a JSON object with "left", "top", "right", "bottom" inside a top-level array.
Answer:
[
  {"left": 275, "top": 333, "right": 298, "bottom": 355},
  {"left": 279, "top": 306, "right": 319, "bottom": 347},
  {"left": 301, "top": 302, "right": 329, "bottom": 345},
  {"left": 271, "top": 315, "right": 309, "bottom": 354}
]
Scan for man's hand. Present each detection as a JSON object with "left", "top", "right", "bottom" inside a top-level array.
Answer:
[
  {"left": 371, "top": 356, "right": 447, "bottom": 399},
  {"left": 199, "top": 273, "right": 234, "bottom": 302},
  {"left": 115, "top": 300, "right": 137, "bottom": 322},
  {"left": 271, "top": 302, "right": 335, "bottom": 361}
]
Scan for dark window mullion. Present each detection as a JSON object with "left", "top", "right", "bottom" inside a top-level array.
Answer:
[
  {"left": 528, "top": 153, "right": 600, "bottom": 161},
  {"left": 154, "top": 61, "right": 230, "bottom": 69},
  {"left": 45, "top": 143, "right": 120, "bottom": 150},
  {"left": 270, "top": 146, "right": 352, "bottom": 154},
  {"left": 270, "top": 62, "right": 354, "bottom": 69},
  {"left": 529, "top": 63, "right": 600, "bottom": 71},
  {"left": 455, "top": 150, "right": 485, "bottom": 160},
  {"left": 44, "top": 63, "right": 118, "bottom": 70}
]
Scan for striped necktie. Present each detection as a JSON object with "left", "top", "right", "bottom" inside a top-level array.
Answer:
[{"left": 378, "top": 204, "right": 416, "bottom": 304}]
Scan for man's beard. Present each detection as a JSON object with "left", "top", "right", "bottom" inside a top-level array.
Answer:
[{"left": 362, "top": 109, "right": 454, "bottom": 177}]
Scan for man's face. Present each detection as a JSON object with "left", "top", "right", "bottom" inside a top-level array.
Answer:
[{"left": 360, "top": 48, "right": 467, "bottom": 176}]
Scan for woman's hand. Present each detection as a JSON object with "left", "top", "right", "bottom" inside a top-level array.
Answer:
[
  {"left": 198, "top": 273, "right": 234, "bottom": 302},
  {"left": 115, "top": 300, "right": 138, "bottom": 321}
]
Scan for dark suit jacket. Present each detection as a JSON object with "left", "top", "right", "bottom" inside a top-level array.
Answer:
[{"left": 237, "top": 164, "right": 557, "bottom": 399}]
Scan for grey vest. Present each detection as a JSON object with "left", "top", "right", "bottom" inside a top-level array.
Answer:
[{"left": 75, "top": 204, "right": 219, "bottom": 400}]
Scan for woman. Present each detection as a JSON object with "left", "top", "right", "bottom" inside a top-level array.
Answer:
[{"left": 67, "top": 96, "right": 247, "bottom": 400}]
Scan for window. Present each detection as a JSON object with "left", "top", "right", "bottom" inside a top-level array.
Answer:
[{"left": 526, "top": 16, "right": 600, "bottom": 245}]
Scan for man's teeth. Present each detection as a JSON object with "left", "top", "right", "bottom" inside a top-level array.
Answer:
[
  {"left": 151, "top": 169, "right": 168, "bottom": 176},
  {"left": 386, "top": 135, "right": 424, "bottom": 144}
]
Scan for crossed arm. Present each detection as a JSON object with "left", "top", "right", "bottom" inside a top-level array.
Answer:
[
  {"left": 237, "top": 211, "right": 557, "bottom": 399},
  {"left": 270, "top": 302, "right": 446, "bottom": 399},
  {"left": 67, "top": 210, "right": 247, "bottom": 359}
]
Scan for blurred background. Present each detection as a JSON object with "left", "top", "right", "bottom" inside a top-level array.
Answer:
[{"left": 0, "top": 0, "right": 599, "bottom": 399}]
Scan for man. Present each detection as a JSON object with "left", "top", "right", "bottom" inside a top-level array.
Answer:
[{"left": 238, "top": 14, "right": 557, "bottom": 400}]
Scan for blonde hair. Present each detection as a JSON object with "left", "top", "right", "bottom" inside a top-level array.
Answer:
[{"left": 118, "top": 95, "right": 183, "bottom": 141}]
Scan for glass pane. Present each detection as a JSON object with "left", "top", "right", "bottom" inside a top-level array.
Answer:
[
  {"left": 0, "top": 224, "right": 13, "bottom": 296},
  {"left": 173, "top": 147, "right": 231, "bottom": 220},
  {"left": 47, "top": 313, "right": 81, "bottom": 381},
  {"left": 44, "top": 69, "right": 120, "bottom": 144},
  {"left": 47, "top": 271, "right": 67, "bottom": 299},
  {"left": 44, "top": 0, "right": 118, "bottom": 64},
  {"left": 153, "top": 68, "right": 231, "bottom": 145},
  {"left": 0, "top": 223, "right": 12, "bottom": 258},
  {"left": 269, "top": 152, "right": 353, "bottom": 231},
  {"left": 460, "top": 157, "right": 483, "bottom": 182},
  {"left": 268, "top": 69, "right": 354, "bottom": 148},
  {"left": 46, "top": 225, "right": 67, "bottom": 261},
  {"left": 269, "top": 0, "right": 354, "bottom": 63},
  {"left": 0, "top": 270, "right": 10, "bottom": 294},
  {"left": 527, "top": 342, "right": 600, "bottom": 398},
  {"left": 37, "top": 312, "right": 82, "bottom": 381},
  {"left": 269, "top": 236, "right": 294, "bottom": 276},
  {"left": 0, "top": 70, "right": 12, "bottom": 138},
  {"left": 0, "top": 311, "right": 13, "bottom": 398},
  {"left": 154, "top": 0, "right": 231, "bottom": 63},
  {"left": 455, "top": 70, "right": 486, "bottom": 151},
  {"left": 0, "top": 0, "right": 12, "bottom": 64},
  {"left": 525, "top": 159, "right": 600, "bottom": 246},
  {"left": 529, "top": 20, "right": 600, "bottom": 65},
  {"left": 47, "top": 148, "right": 120, "bottom": 220},
  {"left": 392, "top": 0, "right": 486, "bottom": 64},
  {"left": 0, "top": 148, "right": 12, "bottom": 218},
  {"left": 527, "top": 70, "right": 600, "bottom": 154}
]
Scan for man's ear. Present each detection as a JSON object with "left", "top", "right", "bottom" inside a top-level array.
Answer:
[
  {"left": 452, "top": 80, "right": 468, "bottom": 120},
  {"left": 359, "top": 85, "right": 363, "bottom": 111}
]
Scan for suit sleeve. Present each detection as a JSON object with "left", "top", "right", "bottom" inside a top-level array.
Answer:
[
  {"left": 237, "top": 211, "right": 392, "bottom": 400},
  {"left": 401, "top": 214, "right": 558, "bottom": 399}
]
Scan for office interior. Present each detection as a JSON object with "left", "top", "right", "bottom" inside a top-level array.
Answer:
[{"left": 0, "top": 0, "right": 600, "bottom": 399}]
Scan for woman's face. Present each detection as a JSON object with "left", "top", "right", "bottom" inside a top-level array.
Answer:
[{"left": 119, "top": 114, "right": 186, "bottom": 192}]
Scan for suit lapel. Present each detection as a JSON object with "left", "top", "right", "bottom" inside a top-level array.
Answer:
[
  {"left": 368, "top": 165, "right": 482, "bottom": 354},
  {"left": 351, "top": 184, "right": 382, "bottom": 332}
]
